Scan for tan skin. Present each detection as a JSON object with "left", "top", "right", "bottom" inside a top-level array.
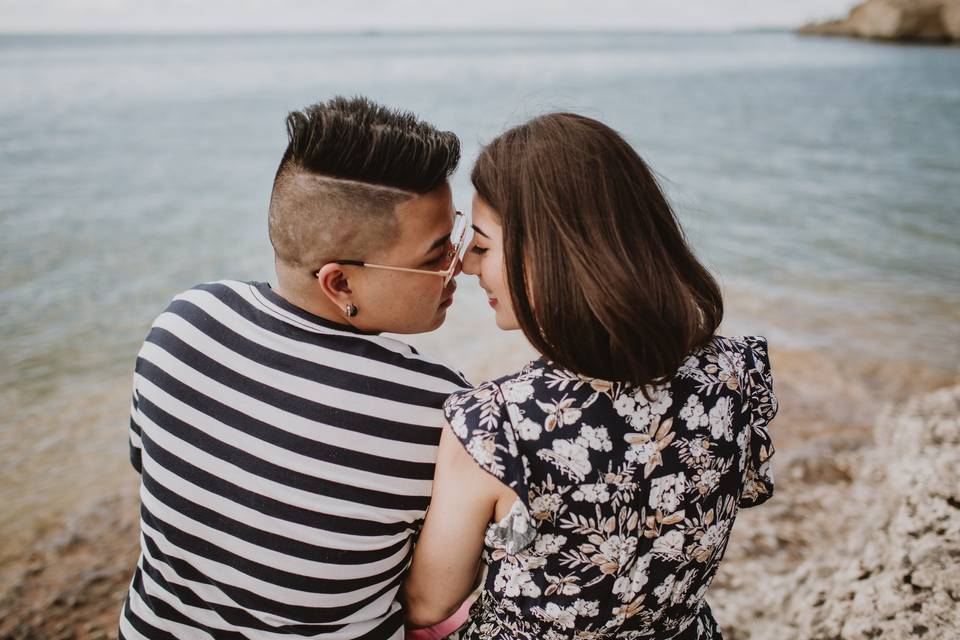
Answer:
[
  {"left": 402, "top": 195, "right": 523, "bottom": 626},
  {"left": 274, "top": 182, "right": 460, "bottom": 335}
]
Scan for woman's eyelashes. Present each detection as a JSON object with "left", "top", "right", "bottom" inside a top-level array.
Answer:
[{"left": 470, "top": 245, "right": 489, "bottom": 256}]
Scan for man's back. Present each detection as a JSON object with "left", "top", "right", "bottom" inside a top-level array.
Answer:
[{"left": 120, "top": 280, "right": 468, "bottom": 639}]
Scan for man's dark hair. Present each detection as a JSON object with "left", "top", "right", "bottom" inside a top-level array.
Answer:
[{"left": 269, "top": 96, "right": 460, "bottom": 268}]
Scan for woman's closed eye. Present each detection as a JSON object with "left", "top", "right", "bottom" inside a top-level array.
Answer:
[{"left": 470, "top": 245, "right": 489, "bottom": 256}]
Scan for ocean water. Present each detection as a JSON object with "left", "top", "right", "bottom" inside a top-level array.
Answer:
[{"left": 1, "top": 31, "right": 959, "bottom": 557}]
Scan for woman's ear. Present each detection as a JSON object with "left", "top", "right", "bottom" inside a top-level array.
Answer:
[{"left": 315, "top": 262, "right": 354, "bottom": 309}]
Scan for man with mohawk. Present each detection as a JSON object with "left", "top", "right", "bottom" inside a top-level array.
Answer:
[{"left": 119, "top": 96, "right": 469, "bottom": 640}]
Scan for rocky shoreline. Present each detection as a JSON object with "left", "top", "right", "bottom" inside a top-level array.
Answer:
[
  {"left": 798, "top": 0, "right": 960, "bottom": 43},
  {"left": 712, "top": 383, "right": 960, "bottom": 639},
  {"left": 2, "top": 372, "right": 958, "bottom": 639}
]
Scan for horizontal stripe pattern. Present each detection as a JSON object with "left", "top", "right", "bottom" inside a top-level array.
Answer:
[{"left": 121, "top": 280, "right": 468, "bottom": 639}]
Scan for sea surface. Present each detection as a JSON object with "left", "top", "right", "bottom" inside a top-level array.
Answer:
[{"left": 1, "top": 31, "right": 958, "bottom": 560}]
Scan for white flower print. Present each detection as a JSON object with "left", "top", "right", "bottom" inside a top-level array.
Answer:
[
  {"left": 678, "top": 354, "right": 701, "bottom": 376},
  {"left": 628, "top": 403, "right": 652, "bottom": 430},
  {"left": 503, "top": 379, "right": 536, "bottom": 404},
  {"left": 649, "top": 472, "right": 686, "bottom": 513},
  {"left": 599, "top": 535, "right": 637, "bottom": 567},
  {"left": 711, "top": 350, "right": 745, "bottom": 389},
  {"left": 543, "top": 629, "right": 566, "bottom": 640},
  {"left": 700, "top": 522, "right": 728, "bottom": 551},
  {"left": 614, "top": 394, "right": 636, "bottom": 417},
  {"left": 678, "top": 394, "right": 708, "bottom": 430},
  {"left": 612, "top": 575, "right": 631, "bottom": 599},
  {"left": 507, "top": 402, "right": 523, "bottom": 425},
  {"left": 670, "top": 569, "right": 697, "bottom": 606},
  {"left": 652, "top": 529, "right": 685, "bottom": 560},
  {"left": 534, "top": 534, "right": 568, "bottom": 556},
  {"left": 695, "top": 469, "right": 720, "bottom": 495},
  {"left": 466, "top": 436, "right": 499, "bottom": 474},
  {"left": 533, "top": 602, "right": 577, "bottom": 629},
  {"left": 648, "top": 386, "right": 673, "bottom": 417},
  {"left": 688, "top": 438, "right": 709, "bottom": 461},
  {"left": 450, "top": 409, "right": 469, "bottom": 439},
  {"left": 624, "top": 440, "right": 658, "bottom": 465},
  {"left": 736, "top": 427, "right": 750, "bottom": 471},
  {"left": 517, "top": 418, "right": 542, "bottom": 441},
  {"left": 653, "top": 574, "right": 676, "bottom": 605},
  {"left": 538, "top": 439, "right": 592, "bottom": 481},
  {"left": 576, "top": 424, "right": 613, "bottom": 452},
  {"left": 494, "top": 562, "right": 541, "bottom": 598},
  {"left": 531, "top": 493, "right": 563, "bottom": 518},
  {"left": 708, "top": 396, "right": 734, "bottom": 441},
  {"left": 627, "top": 552, "right": 652, "bottom": 594},
  {"left": 572, "top": 599, "right": 600, "bottom": 618},
  {"left": 571, "top": 482, "right": 610, "bottom": 503}
]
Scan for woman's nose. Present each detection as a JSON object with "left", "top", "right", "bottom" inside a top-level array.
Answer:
[{"left": 461, "top": 249, "right": 479, "bottom": 275}]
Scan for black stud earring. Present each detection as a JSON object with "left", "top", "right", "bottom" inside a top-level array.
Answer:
[{"left": 345, "top": 303, "right": 358, "bottom": 318}]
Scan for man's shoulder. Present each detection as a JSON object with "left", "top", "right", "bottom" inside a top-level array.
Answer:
[
  {"left": 136, "top": 279, "right": 252, "bottom": 346},
  {"left": 147, "top": 279, "right": 251, "bottom": 318},
  {"left": 169, "top": 279, "right": 252, "bottom": 307},
  {"left": 147, "top": 279, "right": 470, "bottom": 391},
  {"left": 371, "top": 335, "right": 471, "bottom": 391}
]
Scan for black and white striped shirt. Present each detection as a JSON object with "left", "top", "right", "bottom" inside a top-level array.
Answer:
[{"left": 119, "top": 280, "right": 469, "bottom": 640}]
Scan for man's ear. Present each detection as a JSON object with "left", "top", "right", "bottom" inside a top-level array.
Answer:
[{"left": 315, "top": 263, "right": 354, "bottom": 309}]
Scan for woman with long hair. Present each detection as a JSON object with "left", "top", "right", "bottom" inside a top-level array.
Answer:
[{"left": 403, "top": 113, "right": 777, "bottom": 640}]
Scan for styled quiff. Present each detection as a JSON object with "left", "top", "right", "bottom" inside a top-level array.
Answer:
[{"left": 269, "top": 96, "right": 461, "bottom": 267}]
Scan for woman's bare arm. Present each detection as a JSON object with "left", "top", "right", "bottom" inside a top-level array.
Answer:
[{"left": 403, "top": 422, "right": 516, "bottom": 627}]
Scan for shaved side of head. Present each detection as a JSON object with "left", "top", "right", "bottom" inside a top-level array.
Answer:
[
  {"left": 267, "top": 96, "right": 461, "bottom": 269},
  {"left": 268, "top": 172, "right": 411, "bottom": 268}
]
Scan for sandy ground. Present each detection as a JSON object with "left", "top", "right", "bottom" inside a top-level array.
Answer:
[{"left": 1, "top": 345, "right": 957, "bottom": 639}]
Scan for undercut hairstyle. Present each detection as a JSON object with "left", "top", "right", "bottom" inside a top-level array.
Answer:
[
  {"left": 269, "top": 96, "right": 461, "bottom": 268},
  {"left": 471, "top": 113, "right": 723, "bottom": 387}
]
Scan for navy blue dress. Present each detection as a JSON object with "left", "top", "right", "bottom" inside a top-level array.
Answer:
[{"left": 442, "top": 336, "right": 777, "bottom": 640}]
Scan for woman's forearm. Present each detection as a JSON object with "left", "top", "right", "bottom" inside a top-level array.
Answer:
[
  {"left": 402, "top": 560, "right": 479, "bottom": 627},
  {"left": 402, "top": 424, "right": 500, "bottom": 626}
]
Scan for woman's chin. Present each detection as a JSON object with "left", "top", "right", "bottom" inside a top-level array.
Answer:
[{"left": 494, "top": 314, "right": 521, "bottom": 332}]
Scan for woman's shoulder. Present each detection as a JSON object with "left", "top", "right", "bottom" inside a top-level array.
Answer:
[
  {"left": 445, "top": 358, "right": 548, "bottom": 408},
  {"left": 441, "top": 362, "right": 550, "bottom": 490},
  {"left": 678, "top": 335, "right": 773, "bottom": 386},
  {"left": 673, "top": 336, "right": 779, "bottom": 448}
]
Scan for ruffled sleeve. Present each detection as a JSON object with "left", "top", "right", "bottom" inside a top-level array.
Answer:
[
  {"left": 738, "top": 336, "right": 778, "bottom": 508},
  {"left": 443, "top": 381, "right": 537, "bottom": 554}
]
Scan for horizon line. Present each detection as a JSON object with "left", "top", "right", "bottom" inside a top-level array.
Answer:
[{"left": 0, "top": 26, "right": 800, "bottom": 37}]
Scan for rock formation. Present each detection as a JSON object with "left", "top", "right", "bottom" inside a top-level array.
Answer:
[
  {"left": 799, "top": 0, "right": 960, "bottom": 43},
  {"left": 713, "top": 383, "right": 960, "bottom": 639}
]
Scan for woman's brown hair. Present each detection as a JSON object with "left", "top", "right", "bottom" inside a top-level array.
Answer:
[{"left": 471, "top": 113, "right": 723, "bottom": 386}]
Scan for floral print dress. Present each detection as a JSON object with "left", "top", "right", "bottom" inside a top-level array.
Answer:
[{"left": 442, "top": 336, "right": 777, "bottom": 640}]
